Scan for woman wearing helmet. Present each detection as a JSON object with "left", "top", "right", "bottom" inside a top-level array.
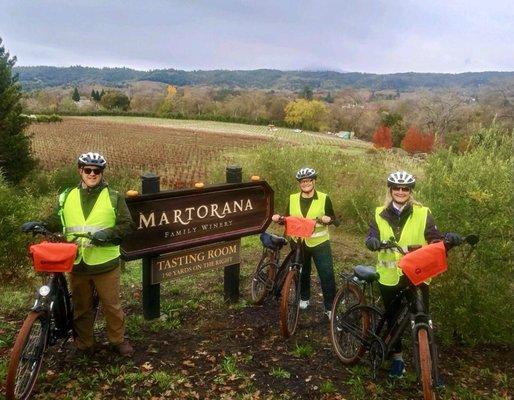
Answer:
[
  {"left": 272, "top": 167, "right": 338, "bottom": 319},
  {"left": 365, "top": 171, "right": 459, "bottom": 378}
]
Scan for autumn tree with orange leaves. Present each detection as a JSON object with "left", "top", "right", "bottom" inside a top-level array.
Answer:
[
  {"left": 372, "top": 125, "right": 393, "bottom": 149},
  {"left": 401, "top": 126, "right": 435, "bottom": 154}
]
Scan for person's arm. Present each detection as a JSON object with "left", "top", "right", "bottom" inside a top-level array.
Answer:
[
  {"left": 285, "top": 198, "right": 290, "bottom": 217},
  {"left": 44, "top": 201, "right": 64, "bottom": 233},
  {"left": 108, "top": 194, "right": 135, "bottom": 244},
  {"left": 425, "top": 212, "right": 444, "bottom": 243},
  {"left": 324, "top": 196, "right": 339, "bottom": 225}
]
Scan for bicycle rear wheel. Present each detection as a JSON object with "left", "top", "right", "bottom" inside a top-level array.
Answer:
[
  {"left": 330, "top": 282, "right": 369, "bottom": 365},
  {"left": 279, "top": 268, "right": 300, "bottom": 338},
  {"left": 418, "top": 328, "right": 436, "bottom": 400},
  {"left": 250, "top": 251, "right": 277, "bottom": 305},
  {"left": 5, "top": 311, "right": 49, "bottom": 400}
]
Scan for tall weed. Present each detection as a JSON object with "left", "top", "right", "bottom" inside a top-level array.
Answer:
[{"left": 420, "top": 125, "right": 513, "bottom": 343}]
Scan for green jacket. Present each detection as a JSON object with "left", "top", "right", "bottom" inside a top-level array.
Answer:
[{"left": 46, "top": 181, "right": 134, "bottom": 275}]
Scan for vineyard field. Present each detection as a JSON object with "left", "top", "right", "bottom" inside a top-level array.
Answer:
[{"left": 28, "top": 116, "right": 369, "bottom": 188}]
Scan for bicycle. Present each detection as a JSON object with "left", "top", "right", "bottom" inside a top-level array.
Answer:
[
  {"left": 5, "top": 224, "right": 99, "bottom": 400},
  {"left": 250, "top": 232, "right": 289, "bottom": 305},
  {"left": 330, "top": 234, "right": 479, "bottom": 400}
]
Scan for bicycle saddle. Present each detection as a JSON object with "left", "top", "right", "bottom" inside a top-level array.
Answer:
[
  {"left": 260, "top": 232, "right": 287, "bottom": 250},
  {"left": 354, "top": 265, "right": 380, "bottom": 282}
]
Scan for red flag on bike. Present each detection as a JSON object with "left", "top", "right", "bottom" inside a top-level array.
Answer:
[
  {"left": 399, "top": 241, "right": 448, "bottom": 285},
  {"left": 30, "top": 242, "right": 78, "bottom": 273},
  {"left": 284, "top": 216, "right": 316, "bottom": 238}
]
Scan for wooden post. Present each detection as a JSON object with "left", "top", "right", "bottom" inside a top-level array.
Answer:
[
  {"left": 224, "top": 166, "right": 242, "bottom": 303},
  {"left": 141, "top": 172, "right": 160, "bottom": 320}
]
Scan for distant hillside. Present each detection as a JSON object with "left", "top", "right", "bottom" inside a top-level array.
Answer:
[{"left": 13, "top": 66, "right": 514, "bottom": 91}]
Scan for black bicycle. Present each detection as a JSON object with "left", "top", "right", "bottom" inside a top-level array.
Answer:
[
  {"left": 250, "top": 232, "right": 290, "bottom": 305},
  {"left": 330, "top": 234, "right": 478, "bottom": 400},
  {"left": 5, "top": 225, "right": 99, "bottom": 400}
]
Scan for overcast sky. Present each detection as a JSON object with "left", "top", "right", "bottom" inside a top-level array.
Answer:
[{"left": 1, "top": 0, "right": 513, "bottom": 73}]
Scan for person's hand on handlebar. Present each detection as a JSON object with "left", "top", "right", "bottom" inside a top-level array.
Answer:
[
  {"left": 90, "top": 230, "right": 111, "bottom": 245},
  {"left": 444, "top": 232, "right": 462, "bottom": 246},
  {"left": 21, "top": 221, "right": 45, "bottom": 233},
  {"left": 319, "top": 215, "right": 332, "bottom": 225},
  {"left": 271, "top": 214, "right": 281, "bottom": 223},
  {"left": 365, "top": 237, "right": 381, "bottom": 251}
]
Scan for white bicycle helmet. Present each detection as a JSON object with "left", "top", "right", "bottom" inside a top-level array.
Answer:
[
  {"left": 78, "top": 152, "right": 107, "bottom": 169},
  {"left": 387, "top": 171, "right": 415, "bottom": 188},
  {"left": 295, "top": 167, "right": 317, "bottom": 181}
]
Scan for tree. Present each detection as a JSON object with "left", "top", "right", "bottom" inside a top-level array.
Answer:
[
  {"left": 72, "top": 87, "right": 80, "bottom": 102},
  {"left": 0, "top": 38, "right": 35, "bottom": 184},
  {"left": 157, "top": 85, "right": 178, "bottom": 115},
  {"left": 372, "top": 125, "right": 393, "bottom": 149},
  {"left": 99, "top": 91, "right": 130, "bottom": 111},
  {"left": 284, "top": 99, "right": 328, "bottom": 131},
  {"left": 299, "top": 86, "right": 313, "bottom": 100},
  {"left": 401, "top": 125, "right": 435, "bottom": 154}
]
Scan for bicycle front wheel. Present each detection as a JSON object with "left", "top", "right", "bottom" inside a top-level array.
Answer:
[
  {"left": 279, "top": 268, "right": 300, "bottom": 338},
  {"left": 5, "top": 311, "right": 49, "bottom": 400},
  {"left": 418, "top": 328, "right": 436, "bottom": 400},
  {"left": 330, "top": 282, "right": 369, "bottom": 365},
  {"left": 250, "top": 254, "right": 277, "bottom": 305}
]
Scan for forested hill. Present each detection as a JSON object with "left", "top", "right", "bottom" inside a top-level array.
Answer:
[{"left": 13, "top": 65, "right": 514, "bottom": 91}]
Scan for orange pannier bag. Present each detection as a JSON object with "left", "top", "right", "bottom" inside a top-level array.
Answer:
[
  {"left": 284, "top": 216, "right": 316, "bottom": 238},
  {"left": 29, "top": 242, "right": 78, "bottom": 273},
  {"left": 399, "top": 241, "right": 448, "bottom": 286}
]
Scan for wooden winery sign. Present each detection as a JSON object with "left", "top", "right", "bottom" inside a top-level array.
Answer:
[
  {"left": 121, "top": 181, "right": 273, "bottom": 260},
  {"left": 150, "top": 240, "right": 240, "bottom": 284}
]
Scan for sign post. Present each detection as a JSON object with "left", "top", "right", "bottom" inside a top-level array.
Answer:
[
  {"left": 224, "top": 166, "right": 242, "bottom": 303},
  {"left": 141, "top": 172, "right": 160, "bottom": 319}
]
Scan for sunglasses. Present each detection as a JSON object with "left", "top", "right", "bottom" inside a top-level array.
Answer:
[
  {"left": 392, "top": 186, "right": 411, "bottom": 192},
  {"left": 82, "top": 167, "right": 102, "bottom": 175}
]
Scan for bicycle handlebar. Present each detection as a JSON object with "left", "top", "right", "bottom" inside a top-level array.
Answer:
[
  {"left": 379, "top": 234, "right": 479, "bottom": 254},
  {"left": 23, "top": 224, "right": 94, "bottom": 243},
  {"left": 275, "top": 215, "right": 332, "bottom": 226}
]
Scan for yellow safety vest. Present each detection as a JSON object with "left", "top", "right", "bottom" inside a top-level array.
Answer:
[
  {"left": 375, "top": 204, "right": 428, "bottom": 286},
  {"left": 59, "top": 187, "right": 119, "bottom": 266},
  {"left": 289, "top": 191, "right": 329, "bottom": 247}
]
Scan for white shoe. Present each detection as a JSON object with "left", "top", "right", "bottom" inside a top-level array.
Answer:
[
  {"left": 325, "top": 310, "right": 332, "bottom": 321},
  {"left": 299, "top": 300, "right": 310, "bottom": 310}
]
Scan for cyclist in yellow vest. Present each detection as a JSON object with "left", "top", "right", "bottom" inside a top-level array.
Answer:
[
  {"left": 272, "top": 167, "right": 338, "bottom": 319},
  {"left": 40, "top": 152, "right": 134, "bottom": 356},
  {"left": 365, "top": 171, "right": 460, "bottom": 378}
]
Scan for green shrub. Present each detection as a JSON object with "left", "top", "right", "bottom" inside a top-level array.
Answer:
[
  {"left": 420, "top": 125, "right": 513, "bottom": 343},
  {"left": 35, "top": 114, "right": 62, "bottom": 123},
  {"left": 0, "top": 174, "right": 40, "bottom": 282}
]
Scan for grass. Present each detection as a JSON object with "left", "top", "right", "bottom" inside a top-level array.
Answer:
[
  {"left": 269, "top": 367, "right": 291, "bottom": 379},
  {"left": 290, "top": 342, "right": 315, "bottom": 358}
]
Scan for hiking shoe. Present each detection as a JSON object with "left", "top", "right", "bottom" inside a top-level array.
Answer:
[
  {"left": 324, "top": 310, "right": 332, "bottom": 321},
  {"left": 115, "top": 340, "right": 134, "bottom": 357},
  {"left": 299, "top": 300, "right": 310, "bottom": 310},
  {"left": 389, "top": 359, "right": 406, "bottom": 379}
]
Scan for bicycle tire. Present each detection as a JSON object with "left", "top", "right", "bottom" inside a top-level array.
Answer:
[
  {"left": 250, "top": 253, "right": 277, "bottom": 305},
  {"left": 418, "top": 328, "right": 436, "bottom": 400},
  {"left": 5, "top": 311, "right": 49, "bottom": 400},
  {"left": 279, "top": 268, "right": 300, "bottom": 338},
  {"left": 330, "top": 282, "right": 369, "bottom": 365}
]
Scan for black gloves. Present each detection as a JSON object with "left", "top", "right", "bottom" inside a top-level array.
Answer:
[
  {"left": 21, "top": 221, "right": 44, "bottom": 233},
  {"left": 91, "top": 230, "right": 111, "bottom": 245},
  {"left": 365, "top": 237, "right": 381, "bottom": 251},
  {"left": 444, "top": 232, "right": 462, "bottom": 246}
]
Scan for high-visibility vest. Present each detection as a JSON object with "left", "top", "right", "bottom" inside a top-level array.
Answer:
[
  {"left": 289, "top": 191, "right": 329, "bottom": 247},
  {"left": 375, "top": 204, "right": 428, "bottom": 286},
  {"left": 59, "top": 187, "right": 119, "bottom": 266}
]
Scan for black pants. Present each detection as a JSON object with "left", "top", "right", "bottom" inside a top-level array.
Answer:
[
  {"left": 300, "top": 240, "right": 336, "bottom": 311},
  {"left": 379, "top": 275, "right": 429, "bottom": 354}
]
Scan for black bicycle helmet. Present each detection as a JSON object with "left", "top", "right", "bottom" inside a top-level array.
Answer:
[
  {"left": 387, "top": 171, "right": 415, "bottom": 188},
  {"left": 295, "top": 167, "right": 317, "bottom": 181},
  {"left": 77, "top": 152, "right": 107, "bottom": 169}
]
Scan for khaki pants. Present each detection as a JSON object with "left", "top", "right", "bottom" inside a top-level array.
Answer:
[{"left": 70, "top": 267, "right": 125, "bottom": 349}]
